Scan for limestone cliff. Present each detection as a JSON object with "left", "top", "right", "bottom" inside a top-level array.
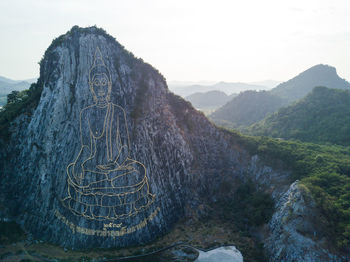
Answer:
[
  {"left": 0, "top": 26, "right": 346, "bottom": 261},
  {"left": 0, "top": 26, "right": 244, "bottom": 248}
]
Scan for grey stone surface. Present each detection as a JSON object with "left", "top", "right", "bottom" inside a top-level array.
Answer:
[
  {"left": 0, "top": 27, "right": 244, "bottom": 248},
  {"left": 265, "top": 181, "right": 344, "bottom": 262}
]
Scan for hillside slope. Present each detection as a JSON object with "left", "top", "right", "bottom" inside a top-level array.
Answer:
[
  {"left": 249, "top": 86, "right": 350, "bottom": 146},
  {"left": 211, "top": 64, "right": 350, "bottom": 130},
  {"left": 185, "top": 90, "right": 232, "bottom": 108},
  {"left": 270, "top": 64, "right": 350, "bottom": 103},
  {"left": 210, "top": 90, "right": 286, "bottom": 129}
]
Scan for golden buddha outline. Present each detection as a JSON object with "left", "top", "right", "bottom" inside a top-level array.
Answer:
[{"left": 62, "top": 47, "right": 155, "bottom": 222}]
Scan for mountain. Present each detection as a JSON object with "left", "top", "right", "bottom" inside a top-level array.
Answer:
[
  {"left": 24, "top": 78, "right": 38, "bottom": 83},
  {"left": 170, "top": 81, "right": 268, "bottom": 97},
  {"left": 210, "top": 90, "right": 287, "bottom": 129},
  {"left": 211, "top": 64, "right": 350, "bottom": 130},
  {"left": 248, "top": 86, "right": 350, "bottom": 145},
  {"left": 0, "top": 76, "right": 19, "bottom": 84},
  {"left": 0, "top": 80, "right": 32, "bottom": 93},
  {"left": 0, "top": 25, "right": 252, "bottom": 249},
  {"left": 185, "top": 90, "right": 236, "bottom": 113},
  {"left": 270, "top": 64, "right": 350, "bottom": 103},
  {"left": 0, "top": 26, "right": 348, "bottom": 260},
  {"left": 0, "top": 76, "right": 36, "bottom": 89}
]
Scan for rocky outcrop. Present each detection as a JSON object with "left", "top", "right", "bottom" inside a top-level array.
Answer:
[{"left": 266, "top": 181, "right": 344, "bottom": 262}]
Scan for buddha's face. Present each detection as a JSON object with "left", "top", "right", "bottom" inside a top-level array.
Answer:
[{"left": 91, "top": 73, "right": 109, "bottom": 100}]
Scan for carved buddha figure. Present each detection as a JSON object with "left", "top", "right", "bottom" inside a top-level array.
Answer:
[{"left": 63, "top": 48, "right": 155, "bottom": 221}]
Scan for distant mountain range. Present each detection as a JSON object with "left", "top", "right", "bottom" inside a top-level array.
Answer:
[
  {"left": 168, "top": 80, "right": 280, "bottom": 97},
  {"left": 0, "top": 76, "right": 37, "bottom": 86},
  {"left": 248, "top": 86, "right": 350, "bottom": 146},
  {"left": 210, "top": 64, "right": 350, "bottom": 129},
  {"left": 0, "top": 76, "right": 37, "bottom": 107}
]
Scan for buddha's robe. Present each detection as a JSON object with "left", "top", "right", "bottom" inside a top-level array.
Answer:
[{"left": 64, "top": 103, "right": 154, "bottom": 220}]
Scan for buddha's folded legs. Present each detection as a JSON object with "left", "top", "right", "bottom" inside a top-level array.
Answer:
[
  {"left": 64, "top": 158, "right": 155, "bottom": 220},
  {"left": 63, "top": 182, "right": 155, "bottom": 220},
  {"left": 74, "top": 159, "right": 146, "bottom": 191},
  {"left": 67, "top": 177, "right": 150, "bottom": 205}
]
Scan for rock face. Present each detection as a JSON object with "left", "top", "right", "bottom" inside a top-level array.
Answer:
[
  {"left": 0, "top": 26, "right": 246, "bottom": 248},
  {"left": 266, "top": 182, "right": 343, "bottom": 262}
]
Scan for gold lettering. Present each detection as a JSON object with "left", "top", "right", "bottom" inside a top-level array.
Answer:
[{"left": 55, "top": 207, "right": 159, "bottom": 237}]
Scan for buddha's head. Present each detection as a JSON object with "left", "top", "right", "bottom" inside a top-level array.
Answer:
[{"left": 89, "top": 47, "right": 112, "bottom": 103}]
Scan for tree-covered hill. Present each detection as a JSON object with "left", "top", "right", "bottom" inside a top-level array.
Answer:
[
  {"left": 248, "top": 86, "right": 350, "bottom": 146},
  {"left": 210, "top": 64, "right": 350, "bottom": 130},
  {"left": 210, "top": 90, "right": 286, "bottom": 129}
]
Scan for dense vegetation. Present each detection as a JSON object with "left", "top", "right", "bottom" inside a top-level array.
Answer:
[
  {"left": 0, "top": 221, "right": 25, "bottom": 244},
  {"left": 0, "top": 83, "right": 42, "bottom": 141},
  {"left": 0, "top": 79, "right": 32, "bottom": 107},
  {"left": 249, "top": 86, "right": 350, "bottom": 146},
  {"left": 217, "top": 180, "right": 275, "bottom": 229},
  {"left": 210, "top": 90, "right": 286, "bottom": 129},
  {"left": 225, "top": 129, "right": 350, "bottom": 249}
]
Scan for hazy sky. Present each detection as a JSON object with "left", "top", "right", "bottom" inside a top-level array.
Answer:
[{"left": 0, "top": 0, "right": 349, "bottom": 83}]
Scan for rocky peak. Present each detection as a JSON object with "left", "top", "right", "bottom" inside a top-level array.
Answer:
[
  {"left": 270, "top": 64, "right": 350, "bottom": 103},
  {"left": 266, "top": 181, "right": 344, "bottom": 261}
]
